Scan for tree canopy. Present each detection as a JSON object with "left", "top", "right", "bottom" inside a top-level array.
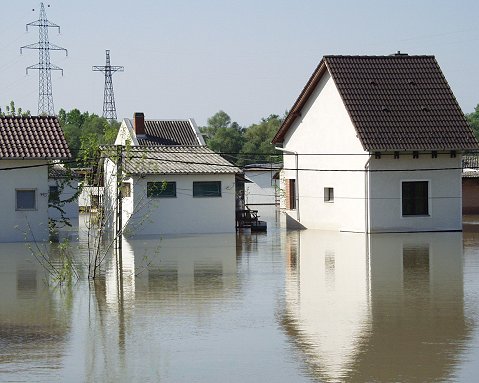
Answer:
[
  {"left": 200, "top": 111, "right": 283, "bottom": 166},
  {"left": 0, "top": 101, "right": 30, "bottom": 117},
  {"left": 466, "top": 104, "right": 479, "bottom": 140},
  {"left": 58, "top": 108, "right": 119, "bottom": 167}
]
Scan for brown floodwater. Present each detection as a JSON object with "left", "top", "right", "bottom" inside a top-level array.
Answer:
[{"left": 1, "top": 212, "right": 479, "bottom": 382}]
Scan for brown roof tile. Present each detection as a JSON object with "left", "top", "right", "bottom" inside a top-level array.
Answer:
[
  {"left": 0, "top": 116, "right": 71, "bottom": 159},
  {"left": 273, "top": 55, "right": 479, "bottom": 151}
]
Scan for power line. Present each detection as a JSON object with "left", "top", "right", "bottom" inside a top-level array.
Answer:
[{"left": 20, "top": 3, "right": 67, "bottom": 115}]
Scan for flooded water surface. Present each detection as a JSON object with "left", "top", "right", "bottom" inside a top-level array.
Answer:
[{"left": 2, "top": 213, "right": 479, "bottom": 382}]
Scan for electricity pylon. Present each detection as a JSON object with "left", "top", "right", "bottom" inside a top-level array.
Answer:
[
  {"left": 93, "top": 50, "right": 124, "bottom": 121},
  {"left": 21, "top": 3, "right": 67, "bottom": 116}
]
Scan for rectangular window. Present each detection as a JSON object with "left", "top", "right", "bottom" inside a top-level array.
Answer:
[
  {"left": 402, "top": 181, "right": 429, "bottom": 216},
  {"left": 147, "top": 182, "right": 176, "bottom": 198},
  {"left": 324, "top": 187, "right": 334, "bottom": 202},
  {"left": 193, "top": 181, "right": 221, "bottom": 197},
  {"left": 49, "top": 186, "right": 60, "bottom": 203},
  {"left": 287, "top": 179, "right": 296, "bottom": 210},
  {"left": 16, "top": 189, "right": 36, "bottom": 210}
]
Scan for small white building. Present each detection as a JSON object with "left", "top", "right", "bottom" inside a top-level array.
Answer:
[
  {"left": 103, "top": 113, "right": 240, "bottom": 236},
  {"left": 243, "top": 163, "right": 281, "bottom": 207},
  {"left": 272, "top": 54, "right": 479, "bottom": 233},
  {"left": 0, "top": 116, "right": 71, "bottom": 242}
]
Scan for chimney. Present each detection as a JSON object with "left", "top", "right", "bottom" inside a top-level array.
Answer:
[{"left": 134, "top": 112, "right": 145, "bottom": 135}]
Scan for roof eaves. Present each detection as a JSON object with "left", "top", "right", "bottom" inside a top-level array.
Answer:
[{"left": 272, "top": 59, "right": 328, "bottom": 144}]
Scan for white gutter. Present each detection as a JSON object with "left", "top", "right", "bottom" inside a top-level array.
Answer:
[{"left": 275, "top": 146, "right": 300, "bottom": 222}]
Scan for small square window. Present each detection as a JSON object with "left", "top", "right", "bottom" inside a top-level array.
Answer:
[
  {"left": 324, "top": 187, "right": 334, "bottom": 203},
  {"left": 16, "top": 189, "right": 36, "bottom": 210},
  {"left": 147, "top": 182, "right": 176, "bottom": 198},
  {"left": 193, "top": 181, "right": 221, "bottom": 197}
]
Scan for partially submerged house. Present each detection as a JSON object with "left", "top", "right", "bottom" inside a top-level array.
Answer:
[
  {"left": 103, "top": 113, "right": 240, "bottom": 236},
  {"left": 0, "top": 116, "right": 71, "bottom": 242},
  {"left": 272, "top": 54, "right": 479, "bottom": 232}
]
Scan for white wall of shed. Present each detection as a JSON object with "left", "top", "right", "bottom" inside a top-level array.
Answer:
[
  {"left": 124, "top": 173, "right": 237, "bottom": 236},
  {"left": 0, "top": 160, "right": 49, "bottom": 242}
]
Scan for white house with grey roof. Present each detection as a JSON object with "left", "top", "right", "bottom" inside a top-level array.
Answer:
[
  {"left": 103, "top": 113, "right": 240, "bottom": 236},
  {"left": 0, "top": 116, "right": 71, "bottom": 242},
  {"left": 272, "top": 54, "right": 479, "bottom": 233}
]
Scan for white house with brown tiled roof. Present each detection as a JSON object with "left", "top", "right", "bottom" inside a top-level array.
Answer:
[
  {"left": 103, "top": 113, "right": 240, "bottom": 236},
  {"left": 0, "top": 116, "right": 71, "bottom": 242},
  {"left": 272, "top": 54, "right": 479, "bottom": 233}
]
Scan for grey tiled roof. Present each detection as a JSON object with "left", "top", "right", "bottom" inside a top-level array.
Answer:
[
  {"left": 48, "top": 164, "right": 80, "bottom": 179},
  {"left": 130, "top": 119, "right": 202, "bottom": 146},
  {"left": 273, "top": 55, "right": 479, "bottom": 151},
  {"left": 106, "top": 146, "right": 240, "bottom": 175},
  {"left": 0, "top": 116, "right": 71, "bottom": 159}
]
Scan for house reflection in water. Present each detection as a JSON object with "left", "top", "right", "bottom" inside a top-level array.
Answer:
[
  {"left": 0, "top": 243, "right": 72, "bottom": 378},
  {"left": 282, "top": 230, "right": 470, "bottom": 382},
  {"left": 86, "top": 233, "right": 239, "bottom": 381},
  {"left": 131, "top": 234, "right": 238, "bottom": 299}
]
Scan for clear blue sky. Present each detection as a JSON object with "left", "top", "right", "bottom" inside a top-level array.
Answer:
[{"left": 1, "top": 0, "right": 479, "bottom": 127}]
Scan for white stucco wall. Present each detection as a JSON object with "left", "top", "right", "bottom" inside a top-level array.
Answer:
[
  {"left": 368, "top": 154, "right": 462, "bottom": 232},
  {"left": 125, "top": 173, "right": 237, "bottom": 235},
  {"left": 0, "top": 160, "right": 50, "bottom": 242},
  {"left": 103, "top": 158, "right": 118, "bottom": 233},
  {"left": 103, "top": 158, "right": 237, "bottom": 236},
  {"left": 114, "top": 119, "right": 137, "bottom": 146},
  {"left": 281, "top": 71, "right": 368, "bottom": 232},
  {"left": 48, "top": 178, "right": 79, "bottom": 225},
  {"left": 244, "top": 169, "right": 278, "bottom": 206},
  {"left": 78, "top": 183, "right": 104, "bottom": 210}
]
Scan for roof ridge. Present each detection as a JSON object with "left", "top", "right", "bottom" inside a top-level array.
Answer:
[{"left": 323, "top": 54, "right": 435, "bottom": 58}]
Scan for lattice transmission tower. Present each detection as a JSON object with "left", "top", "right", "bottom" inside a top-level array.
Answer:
[
  {"left": 93, "top": 50, "right": 124, "bottom": 121},
  {"left": 21, "top": 3, "right": 67, "bottom": 116}
]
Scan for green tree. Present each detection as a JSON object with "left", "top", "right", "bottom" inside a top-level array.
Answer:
[
  {"left": 201, "top": 110, "right": 233, "bottom": 140},
  {"left": 0, "top": 100, "right": 31, "bottom": 117},
  {"left": 240, "top": 114, "right": 283, "bottom": 165},
  {"left": 466, "top": 104, "right": 479, "bottom": 139},
  {"left": 200, "top": 111, "right": 244, "bottom": 164},
  {"left": 58, "top": 108, "right": 120, "bottom": 166}
]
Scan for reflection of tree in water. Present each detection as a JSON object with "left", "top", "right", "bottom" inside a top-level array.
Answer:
[{"left": 0, "top": 244, "right": 73, "bottom": 372}]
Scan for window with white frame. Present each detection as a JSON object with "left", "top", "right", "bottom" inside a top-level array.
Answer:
[
  {"left": 324, "top": 187, "right": 334, "bottom": 203},
  {"left": 402, "top": 181, "right": 429, "bottom": 216},
  {"left": 16, "top": 189, "right": 36, "bottom": 210}
]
